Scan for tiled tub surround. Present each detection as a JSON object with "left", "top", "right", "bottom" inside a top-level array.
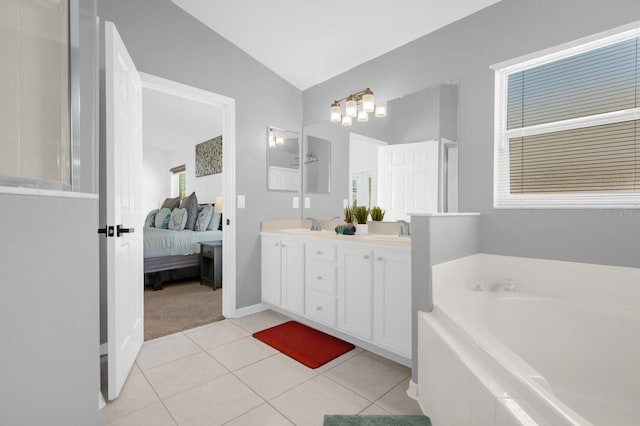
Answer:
[{"left": 418, "top": 254, "right": 640, "bottom": 425}]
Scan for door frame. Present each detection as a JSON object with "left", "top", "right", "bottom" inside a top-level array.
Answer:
[
  {"left": 348, "top": 132, "right": 388, "bottom": 208},
  {"left": 139, "top": 72, "right": 237, "bottom": 317}
]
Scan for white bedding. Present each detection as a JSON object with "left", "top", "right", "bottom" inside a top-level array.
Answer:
[{"left": 143, "top": 226, "right": 222, "bottom": 258}]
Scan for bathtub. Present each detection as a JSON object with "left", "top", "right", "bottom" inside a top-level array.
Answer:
[{"left": 417, "top": 254, "right": 640, "bottom": 425}]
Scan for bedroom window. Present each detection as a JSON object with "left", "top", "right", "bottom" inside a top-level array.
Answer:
[
  {"left": 492, "top": 24, "right": 640, "bottom": 208},
  {"left": 170, "top": 164, "right": 186, "bottom": 199}
]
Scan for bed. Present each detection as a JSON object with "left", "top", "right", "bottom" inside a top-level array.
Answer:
[
  {"left": 143, "top": 227, "right": 223, "bottom": 290},
  {"left": 143, "top": 194, "right": 223, "bottom": 289}
]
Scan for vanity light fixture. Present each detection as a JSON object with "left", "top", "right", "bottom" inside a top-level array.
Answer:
[{"left": 330, "top": 88, "right": 387, "bottom": 126}]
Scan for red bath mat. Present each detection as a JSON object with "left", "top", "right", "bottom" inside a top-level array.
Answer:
[{"left": 253, "top": 321, "right": 355, "bottom": 369}]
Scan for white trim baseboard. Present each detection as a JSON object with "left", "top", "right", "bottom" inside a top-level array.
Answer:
[
  {"left": 407, "top": 379, "right": 419, "bottom": 400},
  {"left": 232, "top": 303, "right": 269, "bottom": 318}
]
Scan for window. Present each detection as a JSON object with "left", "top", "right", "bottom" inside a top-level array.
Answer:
[
  {"left": 170, "top": 165, "right": 186, "bottom": 199},
  {"left": 493, "top": 25, "right": 640, "bottom": 208}
]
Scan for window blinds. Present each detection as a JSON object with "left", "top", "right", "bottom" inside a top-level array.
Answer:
[{"left": 494, "top": 29, "right": 640, "bottom": 207}]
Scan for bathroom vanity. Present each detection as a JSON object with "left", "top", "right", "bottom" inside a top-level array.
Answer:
[{"left": 260, "top": 225, "right": 411, "bottom": 363}]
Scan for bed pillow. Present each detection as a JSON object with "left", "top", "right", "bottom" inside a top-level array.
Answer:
[
  {"left": 208, "top": 212, "right": 222, "bottom": 231},
  {"left": 168, "top": 208, "right": 188, "bottom": 231},
  {"left": 161, "top": 196, "right": 181, "bottom": 210},
  {"left": 144, "top": 209, "right": 159, "bottom": 227},
  {"left": 180, "top": 191, "right": 199, "bottom": 230},
  {"left": 195, "top": 204, "right": 214, "bottom": 231},
  {"left": 154, "top": 207, "right": 172, "bottom": 229}
]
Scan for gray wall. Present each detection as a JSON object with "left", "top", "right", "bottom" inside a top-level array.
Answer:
[
  {"left": 410, "top": 214, "right": 480, "bottom": 382},
  {"left": 0, "top": 2, "right": 100, "bottom": 423},
  {"left": 98, "top": 0, "right": 303, "bottom": 309},
  {"left": 303, "top": 0, "right": 640, "bottom": 269}
]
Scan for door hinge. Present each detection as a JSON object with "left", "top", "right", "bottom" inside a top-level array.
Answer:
[
  {"left": 98, "top": 226, "right": 115, "bottom": 237},
  {"left": 226, "top": 218, "right": 230, "bottom": 226}
]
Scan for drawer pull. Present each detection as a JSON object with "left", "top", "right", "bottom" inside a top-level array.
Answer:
[
  {"left": 317, "top": 250, "right": 323, "bottom": 255},
  {"left": 316, "top": 276, "right": 323, "bottom": 280},
  {"left": 281, "top": 244, "right": 286, "bottom": 248},
  {"left": 363, "top": 255, "right": 369, "bottom": 259},
  {"left": 274, "top": 243, "right": 279, "bottom": 247},
  {"left": 377, "top": 257, "right": 384, "bottom": 261},
  {"left": 316, "top": 306, "right": 323, "bottom": 311}
]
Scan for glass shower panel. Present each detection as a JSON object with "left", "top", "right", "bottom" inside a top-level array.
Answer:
[{"left": 0, "top": 0, "right": 70, "bottom": 188}]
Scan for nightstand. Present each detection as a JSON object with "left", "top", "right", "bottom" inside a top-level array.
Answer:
[{"left": 199, "top": 241, "right": 222, "bottom": 290}]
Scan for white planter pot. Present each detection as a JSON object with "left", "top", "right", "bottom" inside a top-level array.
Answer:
[{"left": 355, "top": 223, "right": 369, "bottom": 235}]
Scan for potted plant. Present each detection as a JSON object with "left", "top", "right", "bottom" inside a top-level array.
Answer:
[
  {"left": 352, "top": 206, "right": 371, "bottom": 235},
  {"left": 370, "top": 206, "right": 385, "bottom": 221},
  {"left": 343, "top": 206, "right": 354, "bottom": 224}
]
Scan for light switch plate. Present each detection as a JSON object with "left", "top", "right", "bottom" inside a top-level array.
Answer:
[
  {"left": 304, "top": 197, "right": 310, "bottom": 208},
  {"left": 237, "top": 195, "right": 246, "bottom": 209},
  {"left": 343, "top": 199, "right": 349, "bottom": 208},
  {"left": 292, "top": 196, "right": 299, "bottom": 209}
]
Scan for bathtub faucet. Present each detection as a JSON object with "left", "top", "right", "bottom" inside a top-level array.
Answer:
[{"left": 488, "top": 279, "right": 515, "bottom": 292}]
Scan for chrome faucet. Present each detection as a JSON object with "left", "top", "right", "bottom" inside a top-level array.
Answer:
[
  {"left": 305, "top": 217, "right": 321, "bottom": 231},
  {"left": 397, "top": 220, "right": 411, "bottom": 237}
]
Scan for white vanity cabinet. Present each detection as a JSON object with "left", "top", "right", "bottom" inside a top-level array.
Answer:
[
  {"left": 337, "top": 246, "right": 374, "bottom": 340},
  {"left": 373, "top": 248, "right": 412, "bottom": 358},
  {"left": 305, "top": 241, "right": 337, "bottom": 327},
  {"left": 260, "top": 235, "right": 305, "bottom": 315},
  {"left": 261, "top": 232, "right": 411, "bottom": 361}
]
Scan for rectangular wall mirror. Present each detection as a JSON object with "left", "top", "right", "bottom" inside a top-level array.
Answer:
[
  {"left": 267, "top": 126, "right": 300, "bottom": 192},
  {"left": 304, "top": 135, "right": 331, "bottom": 194},
  {"left": 301, "top": 82, "right": 459, "bottom": 220}
]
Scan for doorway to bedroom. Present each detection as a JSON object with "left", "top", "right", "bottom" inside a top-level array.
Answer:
[{"left": 140, "top": 74, "right": 232, "bottom": 340}]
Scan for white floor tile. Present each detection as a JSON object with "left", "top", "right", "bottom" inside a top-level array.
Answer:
[
  {"left": 324, "top": 352, "right": 410, "bottom": 401},
  {"left": 223, "top": 403, "right": 294, "bottom": 426},
  {"left": 100, "top": 374, "right": 160, "bottom": 424},
  {"left": 230, "top": 310, "right": 290, "bottom": 334},
  {"left": 358, "top": 404, "right": 391, "bottom": 415},
  {"left": 102, "top": 402, "right": 175, "bottom": 426},
  {"left": 375, "top": 378, "right": 423, "bottom": 415},
  {"left": 271, "top": 375, "right": 370, "bottom": 426},
  {"left": 163, "top": 373, "right": 263, "bottom": 426},
  {"left": 137, "top": 333, "right": 202, "bottom": 371},
  {"left": 207, "top": 336, "right": 278, "bottom": 371},
  {"left": 186, "top": 321, "right": 249, "bottom": 350},
  {"left": 144, "top": 352, "right": 228, "bottom": 399},
  {"left": 234, "top": 353, "right": 317, "bottom": 400},
  {"left": 314, "top": 347, "right": 363, "bottom": 374}
]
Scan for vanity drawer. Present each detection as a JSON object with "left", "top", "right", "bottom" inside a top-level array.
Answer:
[
  {"left": 305, "top": 290, "right": 336, "bottom": 327},
  {"left": 306, "top": 242, "right": 336, "bottom": 262},
  {"left": 306, "top": 260, "right": 337, "bottom": 295}
]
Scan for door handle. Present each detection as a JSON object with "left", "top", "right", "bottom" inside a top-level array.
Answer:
[
  {"left": 97, "top": 226, "right": 115, "bottom": 237},
  {"left": 117, "top": 225, "right": 135, "bottom": 237}
]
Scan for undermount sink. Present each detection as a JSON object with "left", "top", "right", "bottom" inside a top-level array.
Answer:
[
  {"left": 360, "top": 234, "right": 410, "bottom": 243},
  {"left": 280, "top": 228, "right": 333, "bottom": 235}
]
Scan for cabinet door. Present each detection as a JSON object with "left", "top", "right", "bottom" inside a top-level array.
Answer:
[
  {"left": 373, "top": 249, "right": 411, "bottom": 357},
  {"left": 281, "top": 238, "right": 305, "bottom": 315},
  {"left": 337, "top": 246, "right": 374, "bottom": 340},
  {"left": 261, "top": 236, "right": 282, "bottom": 306}
]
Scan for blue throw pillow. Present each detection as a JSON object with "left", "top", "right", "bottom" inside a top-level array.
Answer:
[
  {"left": 144, "top": 209, "right": 159, "bottom": 227},
  {"left": 154, "top": 207, "right": 172, "bottom": 229}
]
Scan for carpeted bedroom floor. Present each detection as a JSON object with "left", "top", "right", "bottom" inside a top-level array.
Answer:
[{"left": 144, "top": 280, "right": 224, "bottom": 340}]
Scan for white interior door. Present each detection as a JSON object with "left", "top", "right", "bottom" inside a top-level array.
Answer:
[
  {"left": 105, "top": 21, "right": 144, "bottom": 400},
  {"left": 378, "top": 141, "right": 439, "bottom": 221}
]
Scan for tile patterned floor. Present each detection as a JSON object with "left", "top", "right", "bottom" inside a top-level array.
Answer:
[{"left": 100, "top": 310, "right": 422, "bottom": 426}]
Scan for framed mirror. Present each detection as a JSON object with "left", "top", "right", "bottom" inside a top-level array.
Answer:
[
  {"left": 301, "top": 82, "right": 459, "bottom": 219},
  {"left": 267, "top": 126, "right": 300, "bottom": 192},
  {"left": 304, "top": 135, "right": 331, "bottom": 194}
]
